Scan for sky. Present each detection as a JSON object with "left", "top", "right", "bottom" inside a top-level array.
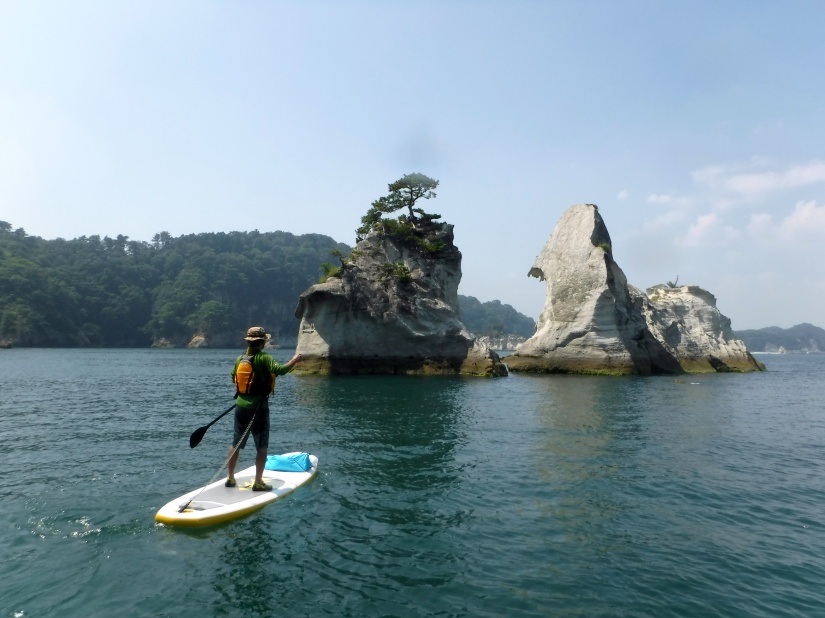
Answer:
[{"left": 2, "top": 1, "right": 824, "bottom": 330}]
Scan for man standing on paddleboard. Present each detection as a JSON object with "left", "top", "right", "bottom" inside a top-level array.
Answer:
[{"left": 227, "top": 326, "right": 302, "bottom": 491}]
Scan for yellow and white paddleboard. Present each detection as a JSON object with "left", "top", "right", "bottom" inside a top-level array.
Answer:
[{"left": 155, "top": 452, "right": 318, "bottom": 528}]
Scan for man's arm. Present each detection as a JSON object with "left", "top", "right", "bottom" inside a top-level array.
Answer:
[{"left": 263, "top": 352, "right": 303, "bottom": 376}]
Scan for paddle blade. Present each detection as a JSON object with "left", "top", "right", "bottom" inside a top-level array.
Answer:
[{"left": 189, "top": 426, "right": 208, "bottom": 448}]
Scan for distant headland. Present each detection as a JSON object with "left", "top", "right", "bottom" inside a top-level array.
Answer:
[{"left": 733, "top": 323, "right": 824, "bottom": 354}]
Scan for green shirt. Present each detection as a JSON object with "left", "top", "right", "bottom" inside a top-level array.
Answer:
[{"left": 231, "top": 349, "right": 294, "bottom": 409}]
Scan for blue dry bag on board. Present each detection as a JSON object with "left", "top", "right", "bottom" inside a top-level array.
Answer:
[{"left": 265, "top": 452, "right": 312, "bottom": 472}]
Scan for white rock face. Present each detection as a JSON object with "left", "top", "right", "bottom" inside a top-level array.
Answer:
[
  {"left": 294, "top": 221, "right": 507, "bottom": 376},
  {"left": 508, "top": 204, "right": 680, "bottom": 374},
  {"left": 506, "top": 204, "right": 763, "bottom": 374},
  {"left": 187, "top": 334, "right": 209, "bottom": 348},
  {"left": 476, "top": 334, "right": 527, "bottom": 351},
  {"left": 640, "top": 285, "right": 764, "bottom": 372}
]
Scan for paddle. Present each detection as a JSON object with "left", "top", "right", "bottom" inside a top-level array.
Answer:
[{"left": 189, "top": 403, "right": 236, "bottom": 448}]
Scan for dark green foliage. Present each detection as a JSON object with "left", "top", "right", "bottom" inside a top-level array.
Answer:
[
  {"left": 0, "top": 221, "right": 349, "bottom": 347},
  {"left": 384, "top": 173, "right": 439, "bottom": 221},
  {"left": 458, "top": 295, "right": 535, "bottom": 338},
  {"left": 413, "top": 208, "right": 441, "bottom": 221},
  {"left": 382, "top": 262, "right": 412, "bottom": 284},
  {"left": 355, "top": 173, "right": 442, "bottom": 242},
  {"left": 356, "top": 205, "right": 385, "bottom": 242},
  {"left": 418, "top": 238, "right": 447, "bottom": 253},
  {"left": 319, "top": 262, "right": 341, "bottom": 282},
  {"left": 378, "top": 217, "right": 418, "bottom": 244}
]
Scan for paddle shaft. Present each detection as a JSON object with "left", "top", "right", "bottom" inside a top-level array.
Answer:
[
  {"left": 179, "top": 412, "right": 256, "bottom": 513},
  {"left": 189, "top": 403, "right": 236, "bottom": 448}
]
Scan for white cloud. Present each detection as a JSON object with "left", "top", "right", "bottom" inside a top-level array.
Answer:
[
  {"left": 681, "top": 213, "right": 718, "bottom": 246},
  {"left": 646, "top": 192, "right": 695, "bottom": 208},
  {"left": 727, "top": 161, "right": 825, "bottom": 196},
  {"left": 641, "top": 209, "right": 688, "bottom": 232},
  {"left": 748, "top": 200, "right": 825, "bottom": 245},
  {"left": 693, "top": 160, "right": 825, "bottom": 200},
  {"left": 678, "top": 212, "right": 741, "bottom": 247},
  {"left": 638, "top": 159, "right": 825, "bottom": 255},
  {"left": 691, "top": 165, "right": 728, "bottom": 188},
  {"left": 647, "top": 193, "right": 673, "bottom": 204},
  {"left": 747, "top": 212, "right": 774, "bottom": 240},
  {"left": 616, "top": 189, "right": 629, "bottom": 200}
]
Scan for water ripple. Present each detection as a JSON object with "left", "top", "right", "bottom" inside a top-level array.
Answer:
[{"left": 2, "top": 351, "right": 825, "bottom": 616}]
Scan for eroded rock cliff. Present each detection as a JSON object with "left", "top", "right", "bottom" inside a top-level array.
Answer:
[
  {"left": 505, "top": 204, "right": 763, "bottom": 375},
  {"left": 294, "top": 221, "right": 507, "bottom": 376},
  {"left": 506, "top": 204, "right": 681, "bottom": 375},
  {"left": 640, "top": 284, "right": 765, "bottom": 372}
]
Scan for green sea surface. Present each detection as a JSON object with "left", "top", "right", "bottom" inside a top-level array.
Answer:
[{"left": 1, "top": 349, "right": 824, "bottom": 617}]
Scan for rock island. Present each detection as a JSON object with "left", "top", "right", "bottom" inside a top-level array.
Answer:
[
  {"left": 294, "top": 174, "right": 507, "bottom": 377},
  {"left": 505, "top": 204, "right": 764, "bottom": 375}
]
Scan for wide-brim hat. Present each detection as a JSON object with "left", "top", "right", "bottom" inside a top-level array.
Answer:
[{"left": 244, "top": 326, "right": 271, "bottom": 342}]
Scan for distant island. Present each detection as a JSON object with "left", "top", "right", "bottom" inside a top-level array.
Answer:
[
  {"left": 734, "top": 323, "right": 824, "bottom": 353},
  {"left": 457, "top": 295, "right": 534, "bottom": 349},
  {"left": 465, "top": 306, "right": 825, "bottom": 355}
]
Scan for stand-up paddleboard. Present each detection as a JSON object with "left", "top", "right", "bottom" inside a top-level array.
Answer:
[{"left": 155, "top": 452, "right": 318, "bottom": 528}]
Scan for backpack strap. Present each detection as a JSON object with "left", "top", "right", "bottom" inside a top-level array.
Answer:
[{"left": 232, "top": 354, "right": 244, "bottom": 399}]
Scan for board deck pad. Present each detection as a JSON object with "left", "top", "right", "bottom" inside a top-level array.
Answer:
[
  {"left": 155, "top": 452, "right": 318, "bottom": 527},
  {"left": 184, "top": 476, "right": 287, "bottom": 510}
]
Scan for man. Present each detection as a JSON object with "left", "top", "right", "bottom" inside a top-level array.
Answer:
[{"left": 226, "top": 326, "right": 302, "bottom": 491}]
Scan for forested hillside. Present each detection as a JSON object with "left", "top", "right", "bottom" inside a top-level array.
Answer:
[
  {"left": 0, "top": 222, "right": 349, "bottom": 347},
  {"left": 0, "top": 222, "right": 539, "bottom": 348},
  {"left": 457, "top": 295, "right": 535, "bottom": 338},
  {"left": 735, "top": 323, "right": 825, "bottom": 353}
]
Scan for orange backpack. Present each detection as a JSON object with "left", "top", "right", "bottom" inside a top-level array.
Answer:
[{"left": 233, "top": 354, "right": 274, "bottom": 397}]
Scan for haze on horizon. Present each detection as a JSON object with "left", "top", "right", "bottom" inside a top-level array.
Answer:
[{"left": 2, "top": 1, "right": 824, "bottom": 331}]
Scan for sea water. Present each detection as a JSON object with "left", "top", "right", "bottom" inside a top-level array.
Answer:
[{"left": 1, "top": 349, "right": 824, "bottom": 617}]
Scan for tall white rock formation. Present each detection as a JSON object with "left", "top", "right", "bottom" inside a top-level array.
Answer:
[
  {"left": 506, "top": 204, "right": 764, "bottom": 375},
  {"left": 506, "top": 204, "right": 681, "bottom": 374}
]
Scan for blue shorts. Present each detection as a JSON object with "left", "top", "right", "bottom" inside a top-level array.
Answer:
[{"left": 232, "top": 403, "right": 270, "bottom": 450}]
